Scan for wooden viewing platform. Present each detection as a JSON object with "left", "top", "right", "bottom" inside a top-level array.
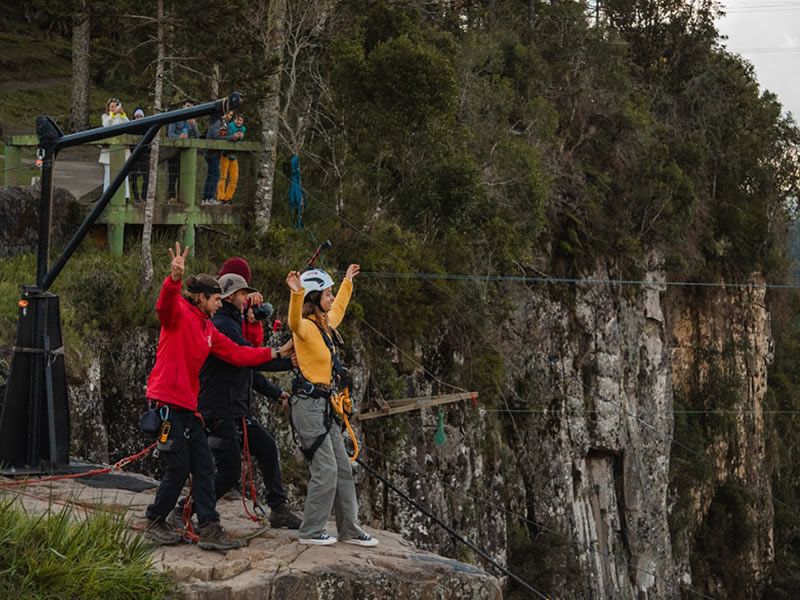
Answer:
[{"left": 4, "top": 135, "right": 261, "bottom": 255}]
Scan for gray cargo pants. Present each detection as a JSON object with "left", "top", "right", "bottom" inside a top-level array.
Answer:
[{"left": 291, "top": 396, "right": 365, "bottom": 540}]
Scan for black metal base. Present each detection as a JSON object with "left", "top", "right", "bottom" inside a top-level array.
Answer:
[{"left": 0, "top": 291, "right": 70, "bottom": 471}]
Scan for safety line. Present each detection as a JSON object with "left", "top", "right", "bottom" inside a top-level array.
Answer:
[
  {"left": 359, "top": 271, "right": 798, "bottom": 290},
  {"left": 357, "top": 442, "right": 717, "bottom": 600},
  {"left": 593, "top": 391, "right": 800, "bottom": 519},
  {"left": 0, "top": 442, "right": 157, "bottom": 488},
  {"left": 360, "top": 318, "right": 466, "bottom": 395},
  {"left": 355, "top": 457, "right": 552, "bottom": 600},
  {"left": 478, "top": 408, "right": 798, "bottom": 415}
]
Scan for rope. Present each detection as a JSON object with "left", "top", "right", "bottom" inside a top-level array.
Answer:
[
  {"left": 240, "top": 417, "right": 267, "bottom": 523},
  {"left": 358, "top": 442, "right": 717, "bottom": 600},
  {"left": 360, "top": 319, "right": 466, "bottom": 395},
  {"left": 180, "top": 476, "right": 199, "bottom": 543},
  {"left": 0, "top": 442, "right": 157, "bottom": 488},
  {"left": 355, "top": 458, "right": 552, "bottom": 600},
  {"left": 358, "top": 271, "right": 799, "bottom": 290}
]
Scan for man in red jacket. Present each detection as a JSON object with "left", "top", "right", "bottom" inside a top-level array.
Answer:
[{"left": 144, "top": 242, "right": 292, "bottom": 550}]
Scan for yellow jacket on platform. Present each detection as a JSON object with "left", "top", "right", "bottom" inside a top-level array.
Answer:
[{"left": 288, "top": 278, "right": 353, "bottom": 385}]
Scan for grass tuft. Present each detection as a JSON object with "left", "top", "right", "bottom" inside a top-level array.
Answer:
[{"left": 0, "top": 495, "right": 175, "bottom": 599}]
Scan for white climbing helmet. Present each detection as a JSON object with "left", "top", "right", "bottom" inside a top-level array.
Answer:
[{"left": 300, "top": 269, "right": 335, "bottom": 298}]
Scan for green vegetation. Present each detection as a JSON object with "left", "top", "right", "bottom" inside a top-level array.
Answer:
[
  {"left": 0, "top": 496, "right": 174, "bottom": 599},
  {"left": 2, "top": 0, "right": 800, "bottom": 597},
  {"left": 0, "top": 32, "right": 71, "bottom": 82},
  {"left": 691, "top": 484, "right": 758, "bottom": 600}
]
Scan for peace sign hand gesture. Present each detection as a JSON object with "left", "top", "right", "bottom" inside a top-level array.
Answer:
[{"left": 169, "top": 241, "right": 190, "bottom": 281}]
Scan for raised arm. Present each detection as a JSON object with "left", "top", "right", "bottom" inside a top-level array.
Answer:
[
  {"left": 327, "top": 264, "right": 359, "bottom": 329},
  {"left": 155, "top": 242, "right": 190, "bottom": 329},
  {"left": 286, "top": 271, "right": 315, "bottom": 340}
]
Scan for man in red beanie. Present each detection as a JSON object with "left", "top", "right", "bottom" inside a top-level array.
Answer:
[
  {"left": 219, "top": 257, "right": 263, "bottom": 346},
  {"left": 191, "top": 257, "right": 301, "bottom": 529}
]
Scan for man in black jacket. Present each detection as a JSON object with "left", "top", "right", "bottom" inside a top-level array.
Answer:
[{"left": 170, "top": 273, "right": 302, "bottom": 530}]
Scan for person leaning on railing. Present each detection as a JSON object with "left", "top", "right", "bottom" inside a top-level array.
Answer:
[
  {"left": 99, "top": 97, "right": 130, "bottom": 199},
  {"left": 165, "top": 100, "right": 200, "bottom": 204}
]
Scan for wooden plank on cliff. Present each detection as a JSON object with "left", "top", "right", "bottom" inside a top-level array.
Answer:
[{"left": 356, "top": 392, "right": 477, "bottom": 421}]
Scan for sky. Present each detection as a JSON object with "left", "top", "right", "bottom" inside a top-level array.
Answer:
[{"left": 716, "top": 0, "right": 800, "bottom": 122}]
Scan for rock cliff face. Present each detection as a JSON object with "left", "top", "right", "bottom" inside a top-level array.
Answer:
[
  {"left": 50, "top": 261, "right": 773, "bottom": 599},
  {"left": 0, "top": 185, "right": 84, "bottom": 258}
]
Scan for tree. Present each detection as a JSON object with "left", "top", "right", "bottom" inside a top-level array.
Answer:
[
  {"left": 140, "top": 0, "right": 165, "bottom": 292},
  {"left": 68, "top": 0, "right": 91, "bottom": 132},
  {"left": 252, "top": 0, "right": 287, "bottom": 234}
]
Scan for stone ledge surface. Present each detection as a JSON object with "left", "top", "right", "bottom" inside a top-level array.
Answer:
[{"left": 2, "top": 470, "right": 503, "bottom": 600}]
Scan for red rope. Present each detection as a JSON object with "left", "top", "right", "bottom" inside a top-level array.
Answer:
[
  {"left": 181, "top": 476, "right": 199, "bottom": 543},
  {"left": 240, "top": 417, "right": 265, "bottom": 522},
  {"left": 0, "top": 442, "right": 158, "bottom": 488}
]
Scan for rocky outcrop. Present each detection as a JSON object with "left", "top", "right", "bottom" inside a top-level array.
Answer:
[
  {"left": 4, "top": 473, "right": 502, "bottom": 600},
  {"left": 0, "top": 185, "right": 85, "bottom": 258},
  {"left": 51, "top": 261, "right": 774, "bottom": 599},
  {"left": 667, "top": 283, "right": 773, "bottom": 598}
]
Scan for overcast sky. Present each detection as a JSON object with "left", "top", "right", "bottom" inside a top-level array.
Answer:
[{"left": 716, "top": 0, "right": 800, "bottom": 122}]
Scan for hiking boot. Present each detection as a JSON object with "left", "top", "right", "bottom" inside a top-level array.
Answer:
[
  {"left": 342, "top": 533, "right": 379, "bottom": 547},
  {"left": 166, "top": 507, "right": 197, "bottom": 531},
  {"left": 144, "top": 518, "right": 181, "bottom": 545},
  {"left": 298, "top": 533, "right": 337, "bottom": 546},
  {"left": 197, "top": 520, "right": 242, "bottom": 551},
  {"left": 269, "top": 502, "right": 302, "bottom": 529}
]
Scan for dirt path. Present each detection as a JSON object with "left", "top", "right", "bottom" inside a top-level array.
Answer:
[{"left": 16, "top": 158, "right": 102, "bottom": 200}]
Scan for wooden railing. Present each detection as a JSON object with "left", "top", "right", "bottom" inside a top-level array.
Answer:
[{"left": 4, "top": 135, "right": 260, "bottom": 255}]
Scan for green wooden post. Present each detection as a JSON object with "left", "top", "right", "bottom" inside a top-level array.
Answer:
[
  {"left": 107, "top": 143, "right": 127, "bottom": 255},
  {"left": 179, "top": 145, "right": 198, "bottom": 206},
  {"left": 179, "top": 146, "right": 198, "bottom": 255},
  {"left": 4, "top": 144, "right": 20, "bottom": 186}
]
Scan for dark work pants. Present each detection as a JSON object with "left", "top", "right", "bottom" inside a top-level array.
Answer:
[
  {"left": 203, "top": 154, "right": 220, "bottom": 200},
  {"left": 145, "top": 409, "right": 219, "bottom": 525},
  {"left": 210, "top": 417, "right": 289, "bottom": 509}
]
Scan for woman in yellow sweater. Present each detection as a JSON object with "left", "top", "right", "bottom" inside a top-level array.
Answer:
[{"left": 286, "top": 265, "right": 378, "bottom": 547}]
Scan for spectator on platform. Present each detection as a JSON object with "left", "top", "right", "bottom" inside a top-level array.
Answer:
[
  {"left": 217, "top": 112, "right": 245, "bottom": 205},
  {"left": 201, "top": 112, "right": 229, "bottom": 205},
  {"left": 99, "top": 97, "right": 130, "bottom": 200},
  {"left": 166, "top": 100, "right": 200, "bottom": 203},
  {"left": 130, "top": 107, "right": 150, "bottom": 204}
]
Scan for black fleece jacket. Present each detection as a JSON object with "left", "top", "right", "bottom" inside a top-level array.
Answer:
[{"left": 198, "top": 300, "right": 292, "bottom": 420}]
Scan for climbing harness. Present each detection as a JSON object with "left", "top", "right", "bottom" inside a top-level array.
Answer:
[{"left": 289, "top": 321, "right": 359, "bottom": 462}]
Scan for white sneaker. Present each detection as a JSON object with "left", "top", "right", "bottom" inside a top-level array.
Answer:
[
  {"left": 342, "top": 533, "right": 378, "bottom": 547},
  {"left": 299, "top": 533, "right": 337, "bottom": 546}
]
